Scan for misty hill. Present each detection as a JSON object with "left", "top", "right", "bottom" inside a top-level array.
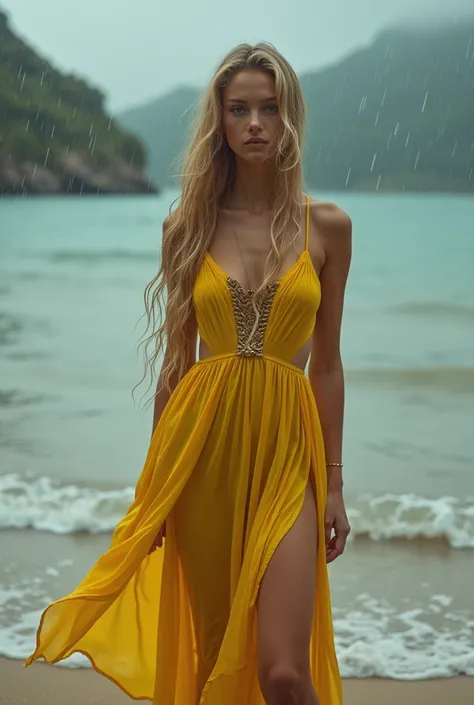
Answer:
[
  {"left": 0, "top": 10, "right": 157, "bottom": 195},
  {"left": 118, "top": 22, "right": 474, "bottom": 193},
  {"left": 118, "top": 87, "right": 198, "bottom": 189}
]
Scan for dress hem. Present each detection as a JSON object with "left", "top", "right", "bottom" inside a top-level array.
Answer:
[{"left": 24, "top": 647, "right": 151, "bottom": 701}]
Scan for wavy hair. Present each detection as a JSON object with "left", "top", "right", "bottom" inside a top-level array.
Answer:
[{"left": 136, "top": 42, "right": 307, "bottom": 399}]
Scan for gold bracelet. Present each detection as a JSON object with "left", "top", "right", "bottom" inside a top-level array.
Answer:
[{"left": 326, "top": 462, "right": 344, "bottom": 467}]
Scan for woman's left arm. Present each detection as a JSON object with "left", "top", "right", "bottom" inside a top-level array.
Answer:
[{"left": 308, "top": 202, "right": 352, "bottom": 563}]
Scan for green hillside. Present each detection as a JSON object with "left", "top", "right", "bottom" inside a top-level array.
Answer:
[
  {"left": 118, "top": 23, "right": 474, "bottom": 193},
  {"left": 0, "top": 10, "right": 156, "bottom": 194}
]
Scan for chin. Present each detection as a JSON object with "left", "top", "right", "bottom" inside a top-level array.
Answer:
[
  {"left": 247, "top": 155, "right": 268, "bottom": 164},
  {"left": 238, "top": 150, "right": 271, "bottom": 165}
]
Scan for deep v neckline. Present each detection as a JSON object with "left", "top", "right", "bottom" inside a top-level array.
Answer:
[
  {"left": 204, "top": 249, "right": 311, "bottom": 294},
  {"left": 204, "top": 194, "right": 317, "bottom": 294}
]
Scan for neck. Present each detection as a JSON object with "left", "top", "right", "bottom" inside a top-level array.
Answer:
[{"left": 226, "top": 158, "right": 276, "bottom": 214}]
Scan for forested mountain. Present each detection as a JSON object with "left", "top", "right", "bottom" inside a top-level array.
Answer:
[{"left": 119, "top": 22, "right": 474, "bottom": 193}]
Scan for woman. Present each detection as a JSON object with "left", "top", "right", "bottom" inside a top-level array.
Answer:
[{"left": 25, "top": 43, "right": 352, "bottom": 705}]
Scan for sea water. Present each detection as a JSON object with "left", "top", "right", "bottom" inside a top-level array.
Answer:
[{"left": 0, "top": 191, "right": 473, "bottom": 677}]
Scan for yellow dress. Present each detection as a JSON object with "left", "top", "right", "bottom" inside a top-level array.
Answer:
[{"left": 25, "top": 195, "right": 342, "bottom": 704}]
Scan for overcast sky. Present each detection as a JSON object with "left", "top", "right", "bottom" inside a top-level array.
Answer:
[{"left": 2, "top": 0, "right": 473, "bottom": 113}]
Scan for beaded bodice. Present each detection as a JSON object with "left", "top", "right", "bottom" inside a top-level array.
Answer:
[
  {"left": 193, "top": 196, "right": 321, "bottom": 365},
  {"left": 227, "top": 277, "right": 280, "bottom": 357}
]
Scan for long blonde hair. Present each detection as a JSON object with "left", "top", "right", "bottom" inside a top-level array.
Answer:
[{"left": 137, "top": 42, "right": 307, "bottom": 398}]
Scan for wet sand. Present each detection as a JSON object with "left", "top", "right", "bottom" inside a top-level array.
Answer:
[
  {"left": 0, "top": 658, "right": 472, "bottom": 704},
  {"left": 1, "top": 529, "right": 474, "bottom": 687}
]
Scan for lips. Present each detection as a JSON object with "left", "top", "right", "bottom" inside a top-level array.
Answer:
[{"left": 245, "top": 138, "right": 268, "bottom": 145}]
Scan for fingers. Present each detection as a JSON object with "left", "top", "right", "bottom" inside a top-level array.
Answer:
[
  {"left": 335, "top": 530, "right": 348, "bottom": 555},
  {"left": 147, "top": 523, "right": 167, "bottom": 554},
  {"left": 325, "top": 535, "right": 338, "bottom": 563},
  {"left": 325, "top": 513, "right": 336, "bottom": 562},
  {"left": 326, "top": 527, "right": 351, "bottom": 563},
  {"left": 147, "top": 537, "right": 161, "bottom": 555},
  {"left": 324, "top": 517, "right": 332, "bottom": 547}
]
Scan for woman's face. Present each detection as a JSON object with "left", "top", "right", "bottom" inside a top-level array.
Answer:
[{"left": 221, "top": 69, "right": 282, "bottom": 164}]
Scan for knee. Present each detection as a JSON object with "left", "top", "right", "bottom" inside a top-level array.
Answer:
[{"left": 259, "top": 663, "right": 309, "bottom": 705}]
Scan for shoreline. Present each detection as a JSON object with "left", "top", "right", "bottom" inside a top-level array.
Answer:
[{"left": 1, "top": 658, "right": 472, "bottom": 705}]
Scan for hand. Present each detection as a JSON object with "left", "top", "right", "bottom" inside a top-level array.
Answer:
[
  {"left": 324, "top": 489, "right": 351, "bottom": 563},
  {"left": 147, "top": 521, "right": 166, "bottom": 554}
]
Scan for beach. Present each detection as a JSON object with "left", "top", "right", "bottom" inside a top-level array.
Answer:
[
  {"left": 1, "top": 658, "right": 472, "bottom": 704},
  {"left": 1, "top": 192, "right": 473, "bottom": 695}
]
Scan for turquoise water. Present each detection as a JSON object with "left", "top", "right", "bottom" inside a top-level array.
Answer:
[
  {"left": 1, "top": 191, "right": 472, "bottom": 495},
  {"left": 1, "top": 191, "right": 473, "bottom": 677}
]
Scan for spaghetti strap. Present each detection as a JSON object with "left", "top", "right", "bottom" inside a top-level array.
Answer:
[{"left": 305, "top": 194, "right": 311, "bottom": 251}]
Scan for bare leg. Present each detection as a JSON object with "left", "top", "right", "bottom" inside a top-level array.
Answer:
[{"left": 257, "top": 483, "right": 320, "bottom": 705}]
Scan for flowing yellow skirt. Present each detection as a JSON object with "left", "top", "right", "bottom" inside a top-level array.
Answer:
[{"left": 25, "top": 353, "right": 342, "bottom": 704}]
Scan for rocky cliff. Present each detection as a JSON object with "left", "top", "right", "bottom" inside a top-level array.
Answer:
[{"left": 0, "top": 10, "right": 157, "bottom": 195}]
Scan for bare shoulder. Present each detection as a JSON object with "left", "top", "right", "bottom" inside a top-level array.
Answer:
[
  {"left": 308, "top": 199, "right": 352, "bottom": 282},
  {"left": 310, "top": 199, "right": 351, "bottom": 238}
]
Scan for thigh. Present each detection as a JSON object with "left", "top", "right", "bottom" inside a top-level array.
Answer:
[{"left": 257, "top": 483, "right": 318, "bottom": 671}]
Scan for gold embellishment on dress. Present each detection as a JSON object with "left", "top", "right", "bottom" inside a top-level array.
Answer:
[{"left": 227, "top": 277, "right": 279, "bottom": 357}]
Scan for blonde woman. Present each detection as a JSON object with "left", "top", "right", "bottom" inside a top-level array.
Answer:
[{"left": 26, "top": 43, "right": 352, "bottom": 705}]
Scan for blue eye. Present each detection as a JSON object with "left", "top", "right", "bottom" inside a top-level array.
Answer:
[
  {"left": 231, "top": 106, "right": 246, "bottom": 115},
  {"left": 266, "top": 104, "right": 278, "bottom": 114}
]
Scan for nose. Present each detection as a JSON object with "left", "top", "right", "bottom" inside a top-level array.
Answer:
[{"left": 247, "top": 110, "right": 262, "bottom": 132}]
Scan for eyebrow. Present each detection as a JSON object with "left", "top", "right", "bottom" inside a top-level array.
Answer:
[{"left": 226, "top": 96, "right": 277, "bottom": 104}]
